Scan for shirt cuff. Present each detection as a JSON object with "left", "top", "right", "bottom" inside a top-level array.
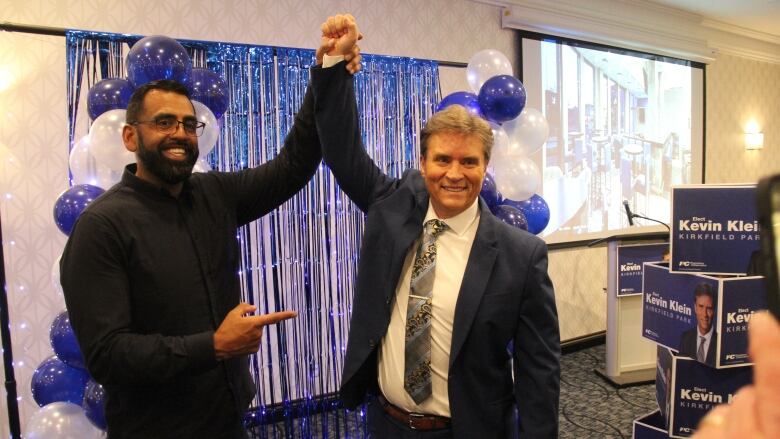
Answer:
[
  {"left": 323, "top": 54, "right": 345, "bottom": 68},
  {"left": 186, "top": 330, "right": 219, "bottom": 368}
]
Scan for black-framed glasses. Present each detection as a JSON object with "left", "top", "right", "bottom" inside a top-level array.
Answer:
[{"left": 131, "top": 117, "right": 206, "bottom": 137}]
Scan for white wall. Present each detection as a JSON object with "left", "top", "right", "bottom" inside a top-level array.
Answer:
[
  {"left": 705, "top": 53, "right": 780, "bottom": 183},
  {"left": 0, "top": 30, "right": 70, "bottom": 438}
]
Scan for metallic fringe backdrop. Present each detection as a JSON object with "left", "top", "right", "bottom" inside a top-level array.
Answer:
[{"left": 65, "top": 30, "right": 440, "bottom": 438}]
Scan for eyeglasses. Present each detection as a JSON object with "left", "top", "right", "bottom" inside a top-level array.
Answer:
[{"left": 131, "top": 117, "right": 206, "bottom": 137}]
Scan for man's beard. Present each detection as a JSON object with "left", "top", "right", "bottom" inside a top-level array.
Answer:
[{"left": 136, "top": 133, "right": 199, "bottom": 185}]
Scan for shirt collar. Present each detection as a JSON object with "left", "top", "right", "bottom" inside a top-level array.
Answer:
[
  {"left": 121, "top": 163, "right": 192, "bottom": 200},
  {"left": 424, "top": 198, "right": 480, "bottom": 236}
]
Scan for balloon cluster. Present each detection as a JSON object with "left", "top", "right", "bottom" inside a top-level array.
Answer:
[
  {"left": 437, "top": 49, "right": 550, "bottom": 235},
  {"left": 26, "top": 311, "right": 106, "bottom": 437},
  {"left": 70, "top": 35, "right": 222, "bottom": 192},
  {"left": 480, "top": 175, "right": 550, "bottom": 235}
]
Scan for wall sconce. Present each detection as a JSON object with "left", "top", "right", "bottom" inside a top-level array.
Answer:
[{"left": 745, "top": 131, "right": 764, "bottom": 150}]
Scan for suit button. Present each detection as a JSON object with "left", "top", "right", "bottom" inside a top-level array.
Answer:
[{"left": 369, "top": 339, "right": 376, "bottom": 348}]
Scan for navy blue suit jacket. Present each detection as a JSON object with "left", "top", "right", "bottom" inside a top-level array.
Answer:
[
  {"left": 679, "top": 328, "right": 716, "bottom": 366},
  {"left": 310, "top": 64, "right": 560, "bottom": 438}
]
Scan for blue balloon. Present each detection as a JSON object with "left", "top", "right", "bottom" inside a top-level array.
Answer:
[
  {"left": 502, "top": 194, "right": 550, "bottom": 235},
  {"left": 480, "top": 173, "right": 502, "bottom": 210},
  {"left": 83, "top": 378, "right": 107, "bottom": 430},
  {"left": 31, "top": 356, "right": 90, "bottom": 407},
  {"left": 477, "top": 75, "right": 526, "bottom": 124},
  {"left": 53, "top": 184, "right": 105, "bottom": 236},
  {"left": 126, "top": 35, "right": 192, "bottom": 87},
  {"left": 188, "top": 68, "right": 229, "bottom": 119},
  {"left": 87, "top": 78, "right": 134, "bottom": 120},
  {"left": 436, "top": 91, "right": 483, "bottom": 118},
  {"left": 494, "top": 205, "right": 528, "bottom": 231},
  {"left": 50, "top": 311, "right": 85, "bottom": 370}
]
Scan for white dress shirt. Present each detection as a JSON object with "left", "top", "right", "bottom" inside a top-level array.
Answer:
[
  {"left": 377, "top": 199, "right": 480, "bottom": 416},
  {"left": 698, "top": 325, "right": 714, "bottom": 361}
]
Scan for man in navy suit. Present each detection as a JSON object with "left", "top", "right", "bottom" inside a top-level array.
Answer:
[
  {"left": 679, "top": 283, "right": 717, "bottom": 366},
  {"left": 311, "top": 15, "right": 560, "bottom": 438}
]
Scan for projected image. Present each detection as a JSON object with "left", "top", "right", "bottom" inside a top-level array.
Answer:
[{"left": 524, "top": 39, "right": 702, "bottom": 243}]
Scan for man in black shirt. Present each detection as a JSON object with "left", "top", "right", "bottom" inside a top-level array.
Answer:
[{"left": 60, "top": 34, "right": 362, "bottom": 438}]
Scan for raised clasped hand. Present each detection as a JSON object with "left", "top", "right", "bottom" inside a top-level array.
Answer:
[{"left": 317, "top": 13, "right": 363, "bottom": 74}]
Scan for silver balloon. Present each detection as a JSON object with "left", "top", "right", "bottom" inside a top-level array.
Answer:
[
  {"left": 466, "top": 49, "right": 513, "bottom": 94},
  {"left": 89, "top": 109, "right": 135, "bottom": 173},
  {"left": 503, "top": 108, "right": 549, "bottom": 156},
  {"left": 25, "top": 402, "right": 105, "bottom": 439},
  {"left": 493, "top": 155, "right": 541, "bottom": 201},
  {"left": 69, "top": 135, "right": 122, "bottom": 189},
  {"left": 192, "top": 101, "right": 220, "bottom": 157}
]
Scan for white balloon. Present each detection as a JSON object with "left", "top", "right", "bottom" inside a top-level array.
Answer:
[
  {"left": 489, "top": 123, "right": 509, "bottom": 160},
  {"left": 25, "top": 402, "right": 104, "bottom": 439},
  {"left": 503, "top": 108, "right": 550, "bottom": 156},
  {"left": 192, "top": 101, "right": 220, "bottom": 157},
  {"left": 69, "top": 135, "right": 122, "bottom": 189},
  {"left": 192, "top": 158, "right": 212, "bottom": 173},
  {"left": 89, "top": 109, "right": 135, "bottom": 173},
  {"left": 466, "top": 49, "right": 513, "bottom": 94},
  {"left": 493, "top": 155, "right": 541, "bottom": 201}
]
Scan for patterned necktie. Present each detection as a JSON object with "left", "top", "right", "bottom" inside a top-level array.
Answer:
[
  {"left": 404, "top": 219, "right": 448, "bottom": 404},
  {"left": 697, "top": 336, "right": 706, "bottom": 362}
]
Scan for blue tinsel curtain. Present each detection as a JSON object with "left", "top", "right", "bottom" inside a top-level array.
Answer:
[{"left": 65, "top": 30, "right": 440, "bottom": 438}]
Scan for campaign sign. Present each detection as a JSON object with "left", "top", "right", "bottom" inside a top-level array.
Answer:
[
  {"left": 643, "top": 262, "right": 765, "bottom": 368},
  {"left": 671, "top": 185, "right": 760, "bottom": 275},
  {"left": 668, "top": 354, "right": 752, "bottom": 438},
  {"left": 642, "top": 262, "right": 719, "bottom": 362},
  {"left": 617, "top": 243, "right": 668, "bottom": 297},
  {"left": 633, "top": 410, "right": 670, "bottom": 439},
  {"left": 655, "top": 346, "right": 673, "bottom": 424},
  {"left": 718, "top": 276, "right": 766, "bottom": 366}
]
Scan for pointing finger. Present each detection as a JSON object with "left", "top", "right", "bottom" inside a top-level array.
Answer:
[{"left": 247, "top": 311, "right": 298, "bottom": 327}]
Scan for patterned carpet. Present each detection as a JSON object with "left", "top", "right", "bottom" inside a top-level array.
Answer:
[
  {"left": 559, "top": 344, "right": 657, "bottom": 438},
  {"left": 249, "top": 343, "right": 658, "bottom": 438}
]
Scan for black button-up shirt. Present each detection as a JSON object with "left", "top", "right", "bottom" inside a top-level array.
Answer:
[{"left": 60, "top": 86, "right": 320, "bottom": 439}]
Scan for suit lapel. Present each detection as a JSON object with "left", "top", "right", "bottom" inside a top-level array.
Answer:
[
  {"left": 707, "top": 334, "right": 717, "bottom": 365},
  {"left": 449, "top": 201, "right": 499, "bottom": 368},
  {"left": 386, "top": 190, "right": 428, "bottom": 303}
]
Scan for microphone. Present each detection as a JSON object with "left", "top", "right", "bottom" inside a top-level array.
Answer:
[
  {"left": 621, "top": 200, "right": 671, "bottom": 231},
  {"left": 623, "top": 200, "right": 635, "bottom": 226}
]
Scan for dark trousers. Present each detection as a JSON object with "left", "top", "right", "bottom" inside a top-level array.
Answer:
[{"left": 366, "top": 398, "right": 453, "bottom": 439}]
